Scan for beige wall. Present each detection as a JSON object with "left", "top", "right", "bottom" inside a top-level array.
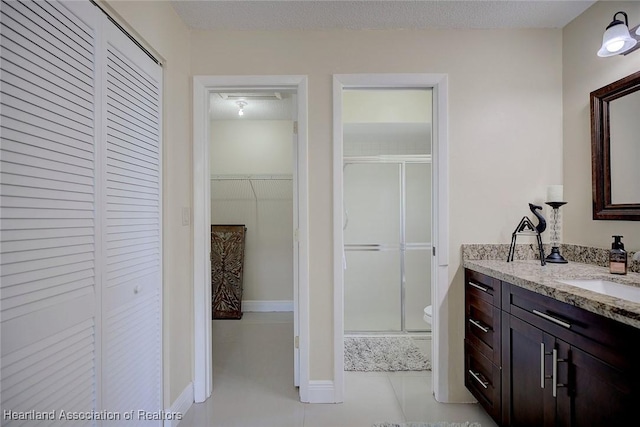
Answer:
[
  {"left": 103, "top": 0, "right": 193, "bottom": 405},
  {"left": 343, "top": 89, "right": 432, "bottom": 123},
  {"left": 563, "top": 1, "right": 640, "bottom": 252},
  {"left": 210, "top": 120, "right": 293, "bottom": 175},
  {"left": 210, "top": 120, "right": 294, "bottom": 302},
  {"left": 102, "top": 2, "right": 575, "bottom": 404},
  {"left": 191, "top": 27, "right": 563, "bottom": 399}
]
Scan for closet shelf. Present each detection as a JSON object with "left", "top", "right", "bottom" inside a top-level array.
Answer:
[
  {"left": 210, "top": 174, "right": 293, "bottom": 201},
  {"left": 210, "top": 174, "right": 292, "bottom": 181}
]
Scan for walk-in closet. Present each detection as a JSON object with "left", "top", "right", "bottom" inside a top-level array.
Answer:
[{"left": 209, "top": 92, "right": 295, "bottom": 317}]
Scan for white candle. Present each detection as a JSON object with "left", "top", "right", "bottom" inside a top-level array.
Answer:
[{"left": 547, "top": 185, "right": 563, "bottom": 202}]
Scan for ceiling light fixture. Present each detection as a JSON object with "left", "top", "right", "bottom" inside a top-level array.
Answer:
[
  {"left": 236, "top": 101, "right": 247, "bottom": 116},
  {"left": 597, "top": 11, "right": 638, "bottom": 57}
]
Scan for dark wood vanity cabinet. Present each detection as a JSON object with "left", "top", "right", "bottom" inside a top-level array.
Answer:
[
  {"left": 464, "top": 269, "right": 502, "bottom": 421},
  {"left": 464, "top": 268, "right": 640, "bottom": 427}
]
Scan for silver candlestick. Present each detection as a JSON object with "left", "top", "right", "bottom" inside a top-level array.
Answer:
[{"left": 545, "top": 201, "right": 567, "bottom": 264}]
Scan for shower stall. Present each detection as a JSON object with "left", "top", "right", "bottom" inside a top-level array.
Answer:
[
  {"left": 343, "top": 159, "right": 431, "bottom": 333},
  {"left": 342, "top": 88, "right": 433, "bottom": 334}
]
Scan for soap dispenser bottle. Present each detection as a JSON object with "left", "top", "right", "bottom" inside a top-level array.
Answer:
[{"left": 610, "top": 235, "right": 627, "bottom": 275}]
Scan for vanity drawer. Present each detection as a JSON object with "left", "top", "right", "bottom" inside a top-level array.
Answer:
[
  {"left": 466, "top": 292, "right": 501, "bottom": 364},
  {"left": 465, "top": 340, "right": 501, "bottom": 422},
  {"left": 504, "top": 281, "right": 640, "bottom": 373},
  {"left": 465, "top": 269, "right": 501, "bottom": 307}
]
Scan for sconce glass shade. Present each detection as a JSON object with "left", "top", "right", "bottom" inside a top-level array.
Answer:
[{"left": 598, "top": 13, "right": 637, "bottom": 57}]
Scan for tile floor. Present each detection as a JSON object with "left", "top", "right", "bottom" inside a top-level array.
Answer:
[{"left": 179, "top": 312, "right": 498, "bottom": 427}]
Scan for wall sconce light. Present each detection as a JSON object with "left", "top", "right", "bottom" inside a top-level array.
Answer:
[
  {"left": 597, "top": 11, "right": 639, "bottom": 57},
  {"left": 236, "top": 101, "right": 247, "bottom": 116}
]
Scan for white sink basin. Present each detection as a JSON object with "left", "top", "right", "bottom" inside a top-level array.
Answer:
[{"left": 557, "top": 279, "right": 640, "bottom": 303}]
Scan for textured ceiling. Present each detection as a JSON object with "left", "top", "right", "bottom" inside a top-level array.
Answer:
[{"left": 170, "top": 0, "right": 596, "bottom": 31}]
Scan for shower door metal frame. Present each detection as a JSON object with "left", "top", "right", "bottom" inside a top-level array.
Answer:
[{"left": 343, "top": 155, "right": 431, "bottom": 334}]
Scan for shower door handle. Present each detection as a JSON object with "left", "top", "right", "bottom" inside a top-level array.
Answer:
[
  {"left": 343, "top": 209, "right": 349, "bottom": 230},
  {"left": 344, "top": 244, "right": 394, "bottom": 251}
]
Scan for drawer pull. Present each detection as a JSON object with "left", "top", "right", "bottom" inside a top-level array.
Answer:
[
  {"left": 468, "top": 281, "right": 490, "bottom": 293},
  {"left": 552, "top": 348, "right": 567, "bottom": 397},
  {"left": 532, "top": 310, "right": 571, "bottom": 329},
  {"left": 468, "top": 370, "right": 489, "bottom": 389},
  {"left": 469, "top": 318, "right": 490, "bottom": 333}
]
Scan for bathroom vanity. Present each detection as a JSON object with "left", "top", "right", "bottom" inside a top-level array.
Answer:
[{"left": 463, "top": 258, "right": 640, "bottom": 427}]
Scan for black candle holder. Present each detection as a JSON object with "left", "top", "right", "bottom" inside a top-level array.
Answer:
[{"left": 545, "top": 201, "right": 568, "bottom": 264}]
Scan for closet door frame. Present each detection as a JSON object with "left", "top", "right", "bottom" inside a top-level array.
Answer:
[{"left": 192, "top": 75, "right": 309, "bottom": 403}]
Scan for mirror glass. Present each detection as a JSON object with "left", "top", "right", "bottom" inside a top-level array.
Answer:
[
  {"left": 590, "top": 70, "right": 640, "bottom": 221},
  {"left": 609, "top": 91, "right": 640, "bottom": 204}
]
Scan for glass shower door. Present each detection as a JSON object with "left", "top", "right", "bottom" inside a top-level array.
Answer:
[
  {"left": 343, "top": 163, "right": 401, "bottom": 332},
  {"left": 405, "top": 162, "right": 431, "bottom": 331}
]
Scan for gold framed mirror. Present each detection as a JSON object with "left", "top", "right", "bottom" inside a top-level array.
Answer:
[{"left": 590, "top": 70, "right": 640, "bottom": 221}]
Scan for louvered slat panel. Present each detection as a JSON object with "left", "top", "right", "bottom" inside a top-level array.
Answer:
[
  {"left": 0, "top": 126, "right": 93, "bottom": 161},
  {"left": 1, "top": 160, "right": 93, "bottom": 186},
  {"left": 107, "top": 83, "right": 158, "bottom": 126},
  {"left": 1, "top": 319, "right": 95, "bottom": 426},
  {"left": 2, "top": 145, "right": 93, "bottom": 177},
  {"left": 0, "top": 1, "right": 97, "bottom": 424},
  {"left": 1, "top": 75, "right": 93, "bottom": 123},
  {"left": 4, "top": 0, "right": 93, "bottom": 65},
  {"left": 1, "top": 128, "right": 93, "bottom": 165},
  {"left": 2, "top": 270, "right": 94, "bottom": 299},
  {"left": 106, "top": 170, "right": 159, "bottom": 189},
  {"left": 106, "top": 138, "right": 158, "bottom": 169},
  {"left": 103, "top": 292, "right": 159, "bottom": 397},
  {"left": 107, "top": 228, "right": 158, "bottom": 241},
  {"left": 107, "top": 235, "right": 159, "bottom": 250},
  {"left": 101, "top": 22, "right": 162, "bottom": 422},
  {"left": 0, "top": 17, "right": 92, "bottom": 91},
  {"left": 0, "top": 184, "right": 94, "bottom": 203},
  {"left": 0, "top": 235, "right": 94, "bottom": 253},
  {"left": 106, "top": 123, "right": 158, "bottom": 154},
  {"left": 0, "top": 171, "right": 93, "bottom": 194}
]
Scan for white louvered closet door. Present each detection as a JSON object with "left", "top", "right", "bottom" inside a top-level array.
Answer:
[
  {"left": 1, "top": 1, "right": 99, "bottom": 425},
  {"left": 100, "top": 15, "right": 162, "bottom": 422},
  {"left": 1, "top": 0, "right": 162, "bottom": 425}
]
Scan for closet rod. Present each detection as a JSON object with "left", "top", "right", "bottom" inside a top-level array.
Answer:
[{"left": 210, "top": 174, "right": 293, "bottom": 181}]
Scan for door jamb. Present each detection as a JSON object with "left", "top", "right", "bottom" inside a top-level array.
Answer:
[
  {"left": 332, "top": 74, "right": 449, "bottom": 402},
  {"left": 192, "top": 75, "right": 309, "bottom": 403}
]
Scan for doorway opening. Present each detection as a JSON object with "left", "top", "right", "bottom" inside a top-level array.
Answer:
[
  {"left": 333, "top": 74, "right": 449, "bottom": 403},
  {"left": 193, "top": 76, "right": 309, "bottom": 403}
]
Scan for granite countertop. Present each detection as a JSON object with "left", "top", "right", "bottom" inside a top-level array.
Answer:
[{"left": 463, "top": 259, "right": 640, "bottom": 329}]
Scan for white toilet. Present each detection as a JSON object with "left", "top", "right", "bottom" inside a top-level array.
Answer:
[{"left": 423, "top": 305, "right": 432, "bottom": 325}]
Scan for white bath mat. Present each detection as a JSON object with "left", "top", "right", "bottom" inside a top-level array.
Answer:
[{"left": 344, "top": 336, "right": 431, "bottom": 371}]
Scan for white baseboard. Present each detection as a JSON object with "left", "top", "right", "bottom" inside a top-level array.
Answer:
[
  {"left": 306, "top": 380, "right": 340, "bottom": 403},
  {"left": 164, "top": 382, "right": 193, "bottom": 427},
  {"left": 242, "top": 300, "right": 293, "bottom": 312}
]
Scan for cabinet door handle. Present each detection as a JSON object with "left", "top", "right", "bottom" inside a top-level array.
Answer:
[
  {"left": 552, "top": 348, "right": 567, "bottom": 398},
  {"left": 468, "top": 370, "right": 489, "bottom": 389},
  {"left": 469, "top": 318, "right": 490, "bottom": 333},
  {"left": 532, "top": 310, "right": 571, "bottom": 329},
  {"left": 540, "top": 343, "right": 552, "bottom": 389},
  {"left": 540, "top": 343, "right": 545, "bottom": 388},
  {"left": 468, "top": 281, "right": 489, "bottom": 293}
]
